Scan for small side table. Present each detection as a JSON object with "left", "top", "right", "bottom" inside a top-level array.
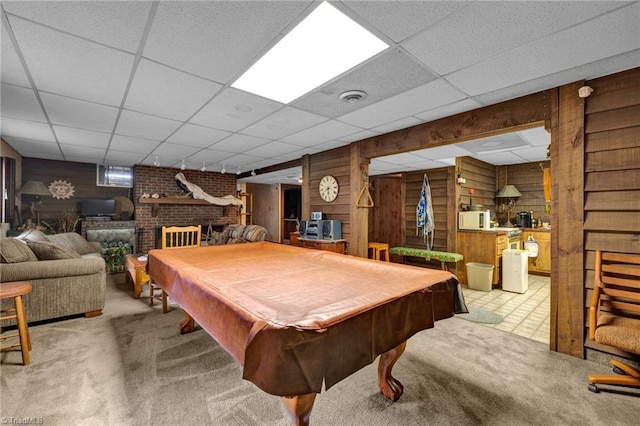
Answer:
[{"left": 124, "top": 254, "right": 149, "bottom": 299}]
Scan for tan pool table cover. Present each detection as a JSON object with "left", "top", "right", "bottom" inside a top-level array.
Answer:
[{"left": 148, "top": 242, "right": 465, "bottom": 397}]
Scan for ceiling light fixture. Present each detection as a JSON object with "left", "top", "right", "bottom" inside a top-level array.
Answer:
[
  {"left": 221, "top": 164, "right": 226, "bottom": 174},
  {"left": 339, "top": 90, "right": 367, "bottom": 103},
  {"left": 153, "top": 156, "right": 160, "bottom": 167},
  {"left": 231, "top": 1, "right": 387, "bottom": 103},
  {"left": 251, "top": 169, "right": 256, "bottom": 176},
  {"left": 180, "top": 160, "right": 186, "bottom": 170},
  {"left": 200, "top": 162, "right": 207, "bottom": 172},
  {"left": 236, "top": 167, "right": 241, "bottom": 176}
]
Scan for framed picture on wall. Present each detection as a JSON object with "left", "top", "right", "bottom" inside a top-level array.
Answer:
[{"left": 97, "top": 164, "right": 133, "bottom": 188}]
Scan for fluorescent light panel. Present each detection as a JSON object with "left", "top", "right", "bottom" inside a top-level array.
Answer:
[{"left": 231, "top": 2, "right": 388, "bottom": 104}]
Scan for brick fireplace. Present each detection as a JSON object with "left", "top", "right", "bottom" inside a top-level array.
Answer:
[{"left": 133, "top": 165, "right": 240, "bottom": 253}]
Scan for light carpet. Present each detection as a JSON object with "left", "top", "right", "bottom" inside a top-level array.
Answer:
[
  {"left": 456, "top": 306, "right": 504, "bottom": 324},
  {"left": 1, "top": 273, "right": 639, "bottom": 425}
]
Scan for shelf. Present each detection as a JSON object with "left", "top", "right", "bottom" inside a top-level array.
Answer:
[{"left": 138, "top": 197, "right": 217, "bottom": 217}]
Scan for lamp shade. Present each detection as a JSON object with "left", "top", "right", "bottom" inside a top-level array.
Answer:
[
  {"left": 19, "top": 181, "right": 50, "bottom": 196},
  {"left": 495, "top": 184, "right": 522, "bottom": 198}
]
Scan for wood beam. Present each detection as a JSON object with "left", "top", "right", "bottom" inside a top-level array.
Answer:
[
  {"left": 555, "top": 81, "right": 585, "bottom": 358},
  {"left": 349, "top": 142, "right": 369, "bottom": 257},
  {"left": 301, "top": 155, "right": 310, "bottom": 222},
  {"left": 359, "top": 91, "right": 551, "bottom": 159}
]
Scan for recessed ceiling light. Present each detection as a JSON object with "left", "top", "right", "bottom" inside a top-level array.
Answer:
[
  {"left": 231, "top": 1, "right": 387, "bottom": 104},
  {"left": 339, "top": 90, "right": 367, "bottom": 103}
]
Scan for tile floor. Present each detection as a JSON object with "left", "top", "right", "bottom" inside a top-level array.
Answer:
[{"left": 461, "top": 274, "right": 550, "bottom": 344}]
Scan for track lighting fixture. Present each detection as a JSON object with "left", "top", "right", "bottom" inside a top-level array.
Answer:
[
  {"left": 251, "top": 169, "right": 256, "bottom": 176},
  {"left": 153, "top": 156, "right": 160, "bottom": 167},
  {"left": 180, "top": 160, "right": 186, "bottom": 170},
  {"left": 236, "top": 167, "right": 241, "bottom": 175},
  {"left": 221, "top": 164, "right": 226, "bottom": 174},
  {"left": 200, "top": 161, "right": 207, "bottom": 172}
]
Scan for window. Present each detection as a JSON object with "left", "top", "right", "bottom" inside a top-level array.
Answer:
[{"left": 97, "top": 165, "right": 133, "bottom": 188}]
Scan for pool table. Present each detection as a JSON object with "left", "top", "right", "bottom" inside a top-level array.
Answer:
[{"left": 148, "top": 242, "right": 466, "bottom": 425}]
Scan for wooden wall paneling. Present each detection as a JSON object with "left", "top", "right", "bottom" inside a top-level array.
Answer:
[
  {"left": 371, "top": 175, "right": 403, "bottom": 261},
  {"left": 555, "top": 81, "right": 585, "bottom": 358},
  {"left": 583, "top": 68, "right": 640, "bottom": 360},
  {"left": 548, "top": 88, "right": 560, "bottom": 352},
  {"left": 459, "top": 157, "right": 496, "bottom": 212},
  {"left": 584, "top": 68, "right": 640, "bottom": 114}
]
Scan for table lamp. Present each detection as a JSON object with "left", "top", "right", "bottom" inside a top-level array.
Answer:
[
  {"left": 495, "top": 184, "right": 522, "bottom": 227},
  {"left": 19, "top": 180, "right": 50, "bottom": 226}
]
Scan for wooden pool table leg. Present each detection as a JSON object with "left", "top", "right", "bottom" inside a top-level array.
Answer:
[
  {"left": 377, "top": 341, "right": 407, "bottom": 401},
  {"left": 179, "top": 311, "right": 196, "bottom": 334},
  {"left": 282, "top": 393, "right": 316, "bottom": 426}
]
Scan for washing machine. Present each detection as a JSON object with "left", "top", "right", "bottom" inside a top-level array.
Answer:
[{"left": 502, "top": 249, "right": 528, "bottom": 293}]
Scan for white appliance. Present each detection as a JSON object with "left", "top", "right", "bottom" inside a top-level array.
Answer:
[
  {"left": 502, "top": 249, "right": 528, "bottom": 293},
  {"left": 458, "top": 211, "right": 491, "bottom": 230}
]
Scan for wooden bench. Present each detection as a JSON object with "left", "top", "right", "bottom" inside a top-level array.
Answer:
[{"left": 389, "top": 247, "right": 463, "bottom": 271}]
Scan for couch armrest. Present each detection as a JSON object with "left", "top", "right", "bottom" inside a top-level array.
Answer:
[
  {"left": 88, "top": 241, "right": 102, "bottom": 252},
  {"left": 0, "top": 257, "right": 106, "bottom": 282}
]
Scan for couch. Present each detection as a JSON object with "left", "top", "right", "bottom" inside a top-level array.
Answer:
[
  {"left": 207, "top": 224, "right": 268, "bottom": 245},
  {"left": 0, "top": 230, "right": 106, "bottom": 325}
]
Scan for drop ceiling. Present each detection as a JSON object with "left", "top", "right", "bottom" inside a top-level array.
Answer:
[{"left": 1, "top": 1, "right": 638, "bottom": 185}]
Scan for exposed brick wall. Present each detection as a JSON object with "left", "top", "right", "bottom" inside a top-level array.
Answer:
[{"left": 133, "top": 165, "right": 240, "bottom": 252}]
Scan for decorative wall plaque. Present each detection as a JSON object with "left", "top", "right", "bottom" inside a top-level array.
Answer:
[{"left": 48, "top": 180, "right": 75, "bottom": 199}]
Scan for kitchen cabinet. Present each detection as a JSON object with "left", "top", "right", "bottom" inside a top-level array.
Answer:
[
  {"left": 525, "top": 230, "right": 551, "bottom": 274},
  {"left": 457, "top": 231, "right": 507, "bottom": 286}
]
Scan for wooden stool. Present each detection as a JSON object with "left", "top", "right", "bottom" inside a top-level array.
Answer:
[
  {"left": 368, "top": 242, "right": 390, "bottom": 262},
  {"left": 0, "top": 281, "right": 33, "bottom": 365}
]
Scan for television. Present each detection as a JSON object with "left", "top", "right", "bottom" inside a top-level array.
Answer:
[{"left": 81, "top": 199, "right": 115, "bottom": 218}]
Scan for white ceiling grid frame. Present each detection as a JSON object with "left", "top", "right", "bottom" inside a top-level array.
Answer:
[
  {"left": 281, "top": 119, "right": 365, "bottom": 147},
  {"left": 1, "top": 83, "right": 48, "bottom": 123},
  {"left": 166, "top": 123, "right": 231, "bottom": 149},
  {"left": 241, "top": 106, "right": 328, "bottom": 140},
  {"left": 52, "top": 126, "right": 111, "bottom": 149},
  {"left": 1, "top": 117, "right": 55, "bottom": 143},
  {"left": 1, "top": 26, "right": 30, "bottom": 87}
]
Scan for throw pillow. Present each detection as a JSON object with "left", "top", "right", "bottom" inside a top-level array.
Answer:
[
  {"left": 26, "top": 240, "right": 80, "bottom": 260},
  {"left": 16, "top": 229, "right": 52, "bottom": 243},
  {"left": 0, "top": 238, "right": 38, "bottom": 263},
  {"left": 48, "top": 232, "right": 97, "bottom": 255}
]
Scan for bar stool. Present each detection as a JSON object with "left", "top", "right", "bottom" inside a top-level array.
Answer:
[
  {"left": 368, "top": 242, "right": 390, "bottom": 262},
  {"left": 0, "top": 281, "right": 33, "bottom": 365}
]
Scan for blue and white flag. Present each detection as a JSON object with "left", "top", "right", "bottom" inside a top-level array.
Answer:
[{"left": 416, "top": 173, "right": 435, "bottom": 249}]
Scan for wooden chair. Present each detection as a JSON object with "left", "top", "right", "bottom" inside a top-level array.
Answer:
[
  {"left": 0, "top": 281, "right": 33, "bottom": 365},
  {"left": 587, "top": 250, "right": 640, "bottom": 393},
  {"left": 150, "top": 225, "right": 202, "bottom": 312}
]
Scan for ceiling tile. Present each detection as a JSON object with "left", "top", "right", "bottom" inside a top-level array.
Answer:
[
  {"left": 40, "top": 92, "right": 118, "bottom": 133},
  {"left": 338, "top": 79, "right": 466, "bottom": 129},
  {"left": 166, "top": 123, "right": 231, "bottom": 148},
  {"left": 446, "top": 3, "right": 640, "bottom": 96},
  {"left": 281, "top": 120, "right": 363, "bottom": 147},
  {"left": 109, "top": 134, "right": 160, "bottom": 154},
  {"left": 208, "top": 133, "right": 270, "bottom": 153},
  {"left": 342, "top": 1, "right": 470, "bottom": 43},
  {"left": 151, "top": 142, "right": 202, "bottom": 159},
  {"left": 1, "top": 116, "right": 55, "bottom": 142},
  {"left": 143, "top": 1, "right": 312, "bottom": 82},
  {"left": 189, "top": 149, "right": 236, "bottom": 166},
  {"left": 518, "top": 127, "right": 551, "bottom": 147},
  {"left": 1, "top": 83, "right": 46, "bottom": 122},
  {"left": 243, "top": 141, "right": 302, "bottom": 158},
  {"left": 475, "top": 150, "right": 527, "bottom": 166},
  {"left": 241, "top": 107, "right": 327, "bottom": 140},
  {"left": 53, "top": 126, "right": 110, "bottom": 148},
  {"left": 125, "top": 59, "right": 222, "bottom": 121},
  {"left": 189, "top": 88, "right": 283, "bottom": 132},
  {"left": 463, "top": 134, "right": 528, "bottom": 154},
  {"left": 103, "top": 150, "right": 148, "bottom": 167},
  {"left": 59, "top": 144, "right": 106, "bottom": 160},
  {"left": 8, "top": 17, "right": 134, "bottom": 106},
  {"left": 1, "top": 27, "right": 31, "bottom": 87},
  {"left": 2, "top": 2, "right": 151, "bottom": 53},
  {"left": 402, "top": 1, "right": 625, "bottom": 75},
  {"left": 413, "top": 98, "right": 482, "bottom": 123},
  {"left": 3, "top": 136, "right": 61, "bottom": 157},
  {"left": 115, "top": 110, "right": 181, "bottom": 141},
  {"left": 371, "top": 116, "right": 424, "bottom": 135},
  {"left": 293, "top": 48, "right": 438, "bottom": 118}
]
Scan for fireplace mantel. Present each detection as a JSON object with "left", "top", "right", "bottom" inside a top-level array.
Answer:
[{"left": 138, "top": 197, "right": 221, "bottom": 217}]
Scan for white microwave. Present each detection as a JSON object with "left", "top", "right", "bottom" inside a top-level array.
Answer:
[{"left": 459, "top": 211, "right": 491, "bottom": 230}]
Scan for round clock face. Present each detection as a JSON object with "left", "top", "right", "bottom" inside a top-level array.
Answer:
[{"left": 319, "top": 175, "right": 339, "bottom": 202}]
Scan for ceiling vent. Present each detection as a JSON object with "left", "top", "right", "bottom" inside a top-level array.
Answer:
[{"left": 339, "top": 90, "right": 367, "bottom": 103}]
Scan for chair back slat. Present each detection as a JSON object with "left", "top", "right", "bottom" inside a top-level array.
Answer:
[
  {"left": 161, "top": 225, "right": 202, "bottom": 249},
  {"left": 590, "top": 250, "right": 640, "bottom": 341}
]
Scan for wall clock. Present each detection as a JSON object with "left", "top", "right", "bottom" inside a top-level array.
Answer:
[
  {"left": 48, "top": 180, "right": 75, "bottom": 199},
  {"left": 319, "top": 175, "right": 339, "bottom": 203}
]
